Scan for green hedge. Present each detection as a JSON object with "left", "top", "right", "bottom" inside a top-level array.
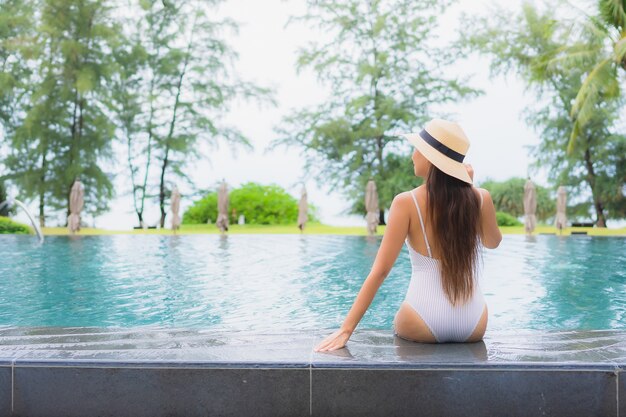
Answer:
[
  {"left": 496, "top": 211, "right": 522, "bottom": 227},
  {"left": 0, "top": 216, "right": 31, "bottom": 234},
  {"left": 183, "top": 182, "right": 319, "bottom": 225},
  {"left": 480, "top": 178, "right": 555, "bottom": 222}
]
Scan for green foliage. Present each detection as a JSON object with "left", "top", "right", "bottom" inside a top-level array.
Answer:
[
  {"left": 230, "top": 183, "right": 299, "bottom": 225},
  {"left": 183, "top": 183, "right": 319, "bottom": 225},
  {"left": 495, "top": 212, "right": 522, "bottom": 227},
  {"left": 1, "top": 0, "right": 118, "bottom": 225},
  {"left": 0, "top": 216, "right": 30, "bottom": 234},
  {"left": 349, "top": 151, "right": 422, "bottom": 215},
  {"left": 272, "top": 0, "right": 478, "bottom": 220},
  {"left": 114, "top": 0, "right": 274, "bottom": 228},
  {"left": 1, "top": 0, "right": 271, "bottom": 228},
  {"left": 564, "top": 0, "right": 626, "bottom": 151},
  {"left": 479, "top": 178, "right": 555, "bottom": 222},
  {"left": 183, "top": 193, "right": 218, "bottom": 224},
  {"left": 465, "top": 2, "right": 625, "bottom": 225}
]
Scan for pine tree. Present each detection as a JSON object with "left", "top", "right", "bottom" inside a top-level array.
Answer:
[{"left": 272, "top": 0, "right": 477, "bottom": 223}]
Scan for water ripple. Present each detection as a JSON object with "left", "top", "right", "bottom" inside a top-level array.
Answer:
[{"left": 0, "top": 234, "right": 624, "bottom": 331}]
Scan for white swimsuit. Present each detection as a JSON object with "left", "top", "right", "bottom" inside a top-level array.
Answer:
[{"left": 403, "top": 190, "right": 486, "bottom": 342}]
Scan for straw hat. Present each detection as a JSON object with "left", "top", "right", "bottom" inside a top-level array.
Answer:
[{"left": 401, "top": 119, "right": 472, "bottom": 184}]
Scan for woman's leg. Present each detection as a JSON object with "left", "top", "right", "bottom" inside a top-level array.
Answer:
[
  {"left": 465, "top": 304, "right": 488, "bottom": 342},
  {"left": 393, "top": 301, "right": 437, "bottom": 343},
  {"left": 394, "top": 302, "right": 488, "bottom": 343}
]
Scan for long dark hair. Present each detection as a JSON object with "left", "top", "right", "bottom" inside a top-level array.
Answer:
[{"left": 426, "top": 165, "right": 482, "bottom": 305}]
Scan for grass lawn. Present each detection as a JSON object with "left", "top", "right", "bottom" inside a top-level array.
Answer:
[{"left": 38, "top": 223, "right": 626, "bottom": 236}]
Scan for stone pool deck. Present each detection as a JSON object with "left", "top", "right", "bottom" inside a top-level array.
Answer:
[{"left": 1, "top": 328, "right": 625, "bottom": 416}]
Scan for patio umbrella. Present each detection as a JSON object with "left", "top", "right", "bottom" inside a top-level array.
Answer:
[
  {"left": 555, "top": 186, "right": 567, "bottom": 233},
  {"left": 216, "top": 181, "right": 229, "bottom": 233},
  {"left": 523, "top": 179, "right": 537, "bottom": 235},
  {"left": 297, "top": 186, "right": 308, "bottom": 232},
  {"left": 170, "top": 186, "right": 181, "bottom": 231},
  {"left": 67, "top": 180, "right": 84, "bottom": 234},
  {"left": 365, "top": 180, "right": 379, "bottom": 236}
]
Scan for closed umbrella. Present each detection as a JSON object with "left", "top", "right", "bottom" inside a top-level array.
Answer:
[
  {"left": 170, "top": 186, "right": 181, "bottom": 231},
  {"left": 523, "top": 179, "right": 537, "bottom": 235},
  {"left": 298, "top": 186, "right": 308, "bottom": 232},
  {"left": 68, "top": 180, "right": 84, "bottom": 234},
  {"left": 365, "top": 180, "right": 379, "bottom": 236},
  {"left": 555, "top": 186, "right": 567, "bottom": 233},
  {"left": 216, "top": 182, "right": 229, "bottom": 233}
]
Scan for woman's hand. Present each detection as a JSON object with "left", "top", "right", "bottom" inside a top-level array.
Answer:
[
  {"left": 314, "top": 328, "right": 352, "bottom": 352},
  {"left": 464, "top": 163, "right": 474, "bottom": 181}
]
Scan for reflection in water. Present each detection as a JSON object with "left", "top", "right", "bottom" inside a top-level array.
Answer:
[
  {"left": 315, "top": 346, "right": 355, "bottom": 359},
  {"left": 523, "top": 235, "right": 537, "bottom": 244},
  {"left": 0, "top": 235, "right": 624, "bottom": 331},
  {"left": 393, "top": 336, "right": 488, "bottom": 361}
]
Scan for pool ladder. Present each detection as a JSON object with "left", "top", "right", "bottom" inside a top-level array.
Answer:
[{"left": 0, "top": 199, "right": 44, "bottom": 244}]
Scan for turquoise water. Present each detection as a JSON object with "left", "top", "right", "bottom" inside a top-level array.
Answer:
[{"left": 0, "top": 234, "right": 624, "bottom": 331}]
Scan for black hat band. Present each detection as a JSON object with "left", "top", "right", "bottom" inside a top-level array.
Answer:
[{"left": 419, "top": 129, "right": 465, "bottom": 163}]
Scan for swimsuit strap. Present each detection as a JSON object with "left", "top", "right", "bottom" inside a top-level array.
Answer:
[{"left": 410, "top": 190, "right": 432, "bottom": 258}]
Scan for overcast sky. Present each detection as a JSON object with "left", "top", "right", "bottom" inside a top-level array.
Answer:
[{"left": 14, "top": 0, "right": 600, "bottom": 228}]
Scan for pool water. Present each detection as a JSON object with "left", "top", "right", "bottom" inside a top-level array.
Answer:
[{"left": 0, "top": 234, "right": 624, "bottom": 331}]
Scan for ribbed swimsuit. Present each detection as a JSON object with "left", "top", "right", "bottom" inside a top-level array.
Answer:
[{"left": 403, "top": 190, "right": 486, "bottom": 342}]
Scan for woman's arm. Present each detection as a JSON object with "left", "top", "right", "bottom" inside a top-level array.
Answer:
[
  {"left": 314, "top": 193, "right": 410, "bottom": 352},
  {"left": 465, "top": 164, "right": 501, "bottom": 249},
  {"left": 476, "top": 188, "right": 502, "bottom": 249}
]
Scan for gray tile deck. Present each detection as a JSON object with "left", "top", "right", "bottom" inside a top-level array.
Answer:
[
  {"left": 2, "top": 327, "right": 626, "bottom": 416},
  {"left": 0, "top": 366, "right": 11, "bottom": 417},
  {"left": 617, "top": 373, "right": 626, "bottom": 416},
  {"left": 14, "top": 367, "right": 309, "bottom": 417},
  {"left": 311, "top": 369, "right": 616, "bottom": 417}
]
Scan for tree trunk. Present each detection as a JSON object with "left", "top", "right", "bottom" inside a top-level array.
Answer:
[
  {"left": 136, "top": 70, "right": 157, "bottom": 227},
  {"left": 376, "top": 135, "right": 386, "bottom": 225},
  {"left": 125, "top": 105, "right": 143, "bottom": 227},
  {"left": 39, "top": 194, "right": 45, "bottom": 228},
  {"left": 583, "top": 147, "right": 607, "bottom": 227},
  {"left": 158, "top": 22, "right": 194, "bottom": 228},
  {"left": 65, "top": 91, "right": 80, "bottom": 225},
  {"left": 158, "top": 149, "right": 169, "bottom": 228},
  {"left": 38, "top": 150, "right": 47, "bottom": 227}
]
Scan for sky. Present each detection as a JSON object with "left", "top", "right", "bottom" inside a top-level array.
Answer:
[{"left": 12, "top": 0, "right": 597, "bottom": 229}]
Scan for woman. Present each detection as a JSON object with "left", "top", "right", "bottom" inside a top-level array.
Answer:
[{"left": 315, "top": 119, "right": 502, "bottom": 352}]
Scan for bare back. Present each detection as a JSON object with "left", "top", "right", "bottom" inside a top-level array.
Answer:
[{"left": 405, "top": 185, "right": 486, "bottom": 259}]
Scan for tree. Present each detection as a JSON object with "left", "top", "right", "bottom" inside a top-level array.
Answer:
[
  {"left": 0, "top": 0, "right": 40, "bottom": 221},
  {"left": 1, "top": 0, "right": 119, "bottom": 225},
  {"left": 556, "top": 0, "right": 626, "bottom": 152},
  {"left": 0, "top": 0, "right": 35, "bottom": 134},
  {"left": 109, "top": 1, "right": 156, "bottom": 228},
  {"left": 0, "top": 181, "right": 8, "bottom": 216},
  {"left": 465, "top": 2, "right": 626, "bottom": 226},
  {"left": 137, "top": 0, "right": 271, "bottom": 228},
  {"left": 272, "top": 0, "right": 477, "bottom": 224},
  {"left": 349, "top": 151, "right": 420, "bottom": 216}
]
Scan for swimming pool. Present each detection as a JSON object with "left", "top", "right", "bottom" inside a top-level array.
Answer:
[{"left": 0, "top": 234, "right": 624, "bottom": 331}]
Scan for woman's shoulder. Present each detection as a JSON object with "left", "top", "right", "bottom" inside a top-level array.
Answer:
[
  {"left": 394, "top": 186, "right": 425, "bottom": 201},
  {"left": 391, "top": 191, "right": 411, "bottom": 204},
  {"left": 390, "top": 190, "right": 419, "bottom": 211},
  {"left": 472, "top": 187, "right": 492, "bottom": 199},
  {"left": 472, "top": 187, "right": 495, "bottom": 210}
]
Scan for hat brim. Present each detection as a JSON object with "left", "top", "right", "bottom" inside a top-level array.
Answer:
[{"left": 402, "top": 133, "right": 473, "bottom": 184}]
